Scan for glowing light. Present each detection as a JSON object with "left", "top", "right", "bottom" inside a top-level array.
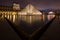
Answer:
[
  {"left": 30, "top": 16, "right": 32, "bottom": 23},
  {"left": 12, "top": 12, "right": 16, "bottom": 15},
  {"left": 18, "top": 12, "right": 27, "bottom": 15},
  {"left": 7, "top": 15, "right": 10, "bottom": 19},
  {"left": 13, "top": 15, "right": 16, "bottom": 22},
  {"left": 49, "top": 11, "right": 54, "bottom": 15}
]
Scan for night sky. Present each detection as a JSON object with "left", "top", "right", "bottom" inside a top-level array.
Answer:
[{"left": 0, "top": 0, "right": 60, "bottom": 10}]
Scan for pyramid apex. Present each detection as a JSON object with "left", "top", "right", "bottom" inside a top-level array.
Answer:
[{"left": 27, "top": 4, "right": 34, "bottom": 6}]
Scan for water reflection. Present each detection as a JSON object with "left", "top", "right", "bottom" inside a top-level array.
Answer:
[
  {"left": 0, "top": 11, "right": 55, "bottom": 25},
  {"left": 1, "top": 13, "right": 55, "bottom": 24},
  {"left": 1, "top": 12, "right": 55, "bottom": 33},
  {"left": 0, "top": 11, "right": 55, "bottom": 27},
  {"left": 13, "top": 15, "right": 15, "bottom": 22},
  {"left": 47, "top": 15, "right": 55, "bottom": 20}
]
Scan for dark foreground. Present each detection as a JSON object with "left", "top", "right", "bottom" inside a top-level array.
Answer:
[{"left": 0, "top": 16, "right": 60, "bottom": 40}]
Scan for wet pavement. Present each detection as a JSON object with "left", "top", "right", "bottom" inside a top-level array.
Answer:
[
  {"left": 12, "top": 15, "right": 54, "bottom": 34},
  {"left": 0, "top": 15, "right": 59, "bottom": 40},
  {"left": 39, "top": 16, "right": 60, "bottom": 40},
  {"left": 0, "top": 18, "right": 21, "bottom": 40}
]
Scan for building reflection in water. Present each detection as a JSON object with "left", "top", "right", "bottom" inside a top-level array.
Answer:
[
  {"left": 0, "top": 4, "right": 55, "bottom": 24},
  {"left": 0, "top": 11, "right": 17, "bottom": 23},
  {"left": 0, "top": 11, "right": 55, "bottom": 24},
  {"left": 17, "top": 12, "right": 43, "bottom": 24}
]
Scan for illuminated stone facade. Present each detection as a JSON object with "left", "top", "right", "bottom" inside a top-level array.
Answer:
[{"left": 0, "top": 5, "right": 18, "bottom": 22}]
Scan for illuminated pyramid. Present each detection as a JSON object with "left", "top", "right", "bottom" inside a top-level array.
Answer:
[{"left": 19, "top": 4, "right": 42, "bottom": 15}]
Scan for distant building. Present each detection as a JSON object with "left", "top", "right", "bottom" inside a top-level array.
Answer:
[
  {"left": 13, "top": 3, "right": 20, "bottom": 10},
  {"left": 0, "top": 5, "right": 19, "bottom": 22}
]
